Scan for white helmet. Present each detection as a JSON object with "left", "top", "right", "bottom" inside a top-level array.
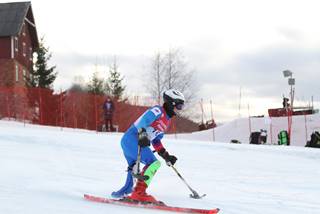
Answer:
[{"left": 163, "top": 89, "right": 185, "bottom": 110}]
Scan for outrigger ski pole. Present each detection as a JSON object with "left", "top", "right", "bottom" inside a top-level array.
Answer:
[
  {"left": 150, "top": 149, "right": 205, "bottom": 199},
  {"left": 168, "top": 163, "right": 206, "bottom": 199},
  {"left": 132, "top": 145, "right": 149, "bottom": 180}
]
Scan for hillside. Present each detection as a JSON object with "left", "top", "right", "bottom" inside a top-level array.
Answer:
[
  {"left": 1, "top": 119, "right": 320, "bottom": 214},
  {"left": 175, "top": 114, "right": 320, "bottom": 147}
]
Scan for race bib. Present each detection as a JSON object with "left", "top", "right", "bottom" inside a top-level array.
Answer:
[
  {"left": 150, "top": 107, "right": 162, "bottom": 117},
  {"left": 146, "top": 127, "right": 163, "bottom": 141}
]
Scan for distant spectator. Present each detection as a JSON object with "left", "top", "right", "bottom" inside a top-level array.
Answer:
[
  {"left": 282, "top": 97, "right": 290, "bottom": 109},
  {"left": 103, "top": 97, "right": 115, "bottom": 132},
  {"left": 260, "top": 129, "right": 267, "bottom": 144}
]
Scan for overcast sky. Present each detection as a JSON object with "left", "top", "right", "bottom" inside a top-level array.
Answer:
[{"left": 5, "top": 0, "right": 320, "bottom": 122}]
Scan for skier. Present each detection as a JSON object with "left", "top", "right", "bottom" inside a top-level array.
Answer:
[{"left": 111, "top": 89, "right": 185, "bottom": 203}]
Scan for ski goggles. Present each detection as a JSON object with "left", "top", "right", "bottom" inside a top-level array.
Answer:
[{"left": 175, "top": 103, "right": 184, "bottom": 110}]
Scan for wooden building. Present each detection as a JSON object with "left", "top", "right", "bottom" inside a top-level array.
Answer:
[{"left": 0, "top": 1, "right": 39, "bottom": 87}]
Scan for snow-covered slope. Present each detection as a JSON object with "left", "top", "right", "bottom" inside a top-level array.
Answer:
[
  {"left": 175, "top": 114, "right": 320, "bottom": 147},
  {"left": 1, "top": 120, "right": 320, "bottom": 214}
]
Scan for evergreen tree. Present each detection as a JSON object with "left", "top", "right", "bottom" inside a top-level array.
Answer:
[
  {"left": 107, "top": 58, "right": 125, "bottom": 100},
  {"left": 26, "top": 37, "right": 57, "bottom": 89},
  {"left": 87, "top": 71, "right": 105, "bottom": 95}
]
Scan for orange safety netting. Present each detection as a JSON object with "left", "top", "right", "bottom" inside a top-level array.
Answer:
[{"left": 0, "top": 86, "right": 182, "bottom": 133}]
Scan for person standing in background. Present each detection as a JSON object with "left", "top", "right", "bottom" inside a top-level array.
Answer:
[{"left": 103, "top": 97, "right": 115, "bottom": 132}]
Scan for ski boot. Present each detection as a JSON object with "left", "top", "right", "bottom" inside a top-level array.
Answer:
[{"left": 126, "top": 179, "right": 160, "bottom": 204}]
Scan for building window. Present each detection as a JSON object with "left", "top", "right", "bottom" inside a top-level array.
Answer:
[
  {"left": 29, "top": 47, "right": 33, "bottom": 61},
  {"left": 14, "top": 37, "right": 18, "bottom": 52},
  {"left": 23, "top": 43, "right": 26, "bottom": 57},
  {"left": 15, "top": 64, "right": 19, "bottom": 82}
]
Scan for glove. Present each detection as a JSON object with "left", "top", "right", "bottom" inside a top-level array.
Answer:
[
  {"left": 158, "top": 148, "right": 177, "bottom": 166},
  {"left": 138, "top": 128, "right": 150, "bottom": 147}
]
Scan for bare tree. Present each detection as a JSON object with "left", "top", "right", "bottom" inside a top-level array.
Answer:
[
  {"left": 145, "top": 48, "right": 198, "bottom": 118},
  {"left": 145, "top": 51, "right": 166, "bottom": 104},
  {"left": 162, "top": 48, "right": 197, "bottom": 104}
]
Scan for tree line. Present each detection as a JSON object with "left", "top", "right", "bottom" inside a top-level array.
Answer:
[
  {"left": 69, "top": 57, "right": 126, "bottom": 100},
  {"left": 28, "top": 38, "right": 196, "bottom": 104}
]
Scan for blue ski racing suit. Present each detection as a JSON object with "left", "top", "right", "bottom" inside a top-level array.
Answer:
[{"left": 111, "top": 105, "right": 173, "bottom": 198}]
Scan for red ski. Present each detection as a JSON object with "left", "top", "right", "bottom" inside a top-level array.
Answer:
[{"left": 84, "top": 194, "right": 219, "bottom": 214}]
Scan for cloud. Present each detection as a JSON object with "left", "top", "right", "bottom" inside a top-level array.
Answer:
[
  {"left": 196, "top": 45, "right": 320, "bottom": 97},
  {"left": 191, "top": 44, "right": 320, "bottom": 121},
  {"left": 50, "top": 43, "right": 320, "bottom": 122},
  {"left": 51, "top": 52, "right": 149, "bottom": 93},
  {"left": 276, "top": 27, "right": 304, "bottom": 42}
]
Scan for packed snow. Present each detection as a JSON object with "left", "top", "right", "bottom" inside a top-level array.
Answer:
[
  {"left": 175, "top": 114, "right": 320, "bottom": 147},
  {"left": 1, "top": 115, "right": 320, "bottom": 214}
]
